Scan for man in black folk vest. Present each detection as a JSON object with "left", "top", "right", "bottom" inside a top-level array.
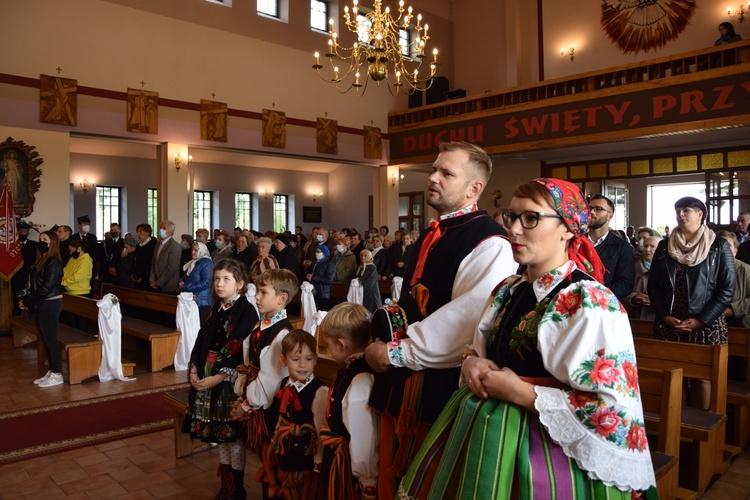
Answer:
[{"left": 365, "top": 141, "right": 516, "bottom": 498}]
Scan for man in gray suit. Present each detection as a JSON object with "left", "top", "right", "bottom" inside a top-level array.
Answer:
[{"left": 149, "top": 220, "right": 182, "bottom": 293}]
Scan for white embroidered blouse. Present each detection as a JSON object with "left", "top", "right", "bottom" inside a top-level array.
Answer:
[{"left": 470, "top": 261, "right": 656, "bottom": 492}]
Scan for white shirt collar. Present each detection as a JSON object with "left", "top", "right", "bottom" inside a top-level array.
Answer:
[{"left": 587, "top": 230, "right": 609, "bottom": 247}]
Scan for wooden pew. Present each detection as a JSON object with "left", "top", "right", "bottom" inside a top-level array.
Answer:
[
  {"left": 727, "top": 325, "right": 750, "bottom": 450},
  {"left": 11, "top": 295, "right": 104, "bottom": 384},
  {"left": 631, "top": 318, "right": 750, "bottom": 452},
  {"left": 639, "top": 367, "right": 684, "bottom": 500},
  {"left": 101, "top": 284, "right": 180, "bottom": 372},
  {"left": 62, "top": 293, "right": 135, "bottom": 377},
  {"left": 634, "top": 337, "right": 728, "bottom": 495}
]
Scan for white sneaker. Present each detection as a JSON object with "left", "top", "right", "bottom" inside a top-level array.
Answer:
[
  {"left": 33, "top": 371, "right": 52, "bottom": 385},
  {"left": 38, "top": 373, "right": 63, "bottom": 387}
]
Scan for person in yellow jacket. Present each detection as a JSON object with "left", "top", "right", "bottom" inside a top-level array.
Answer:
[{"left": 62, "top": 239, "right": 93, "bottom": 297}]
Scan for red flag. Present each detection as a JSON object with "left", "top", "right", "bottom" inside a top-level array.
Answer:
[{"left": 0, "top": 182, "right": 23, "bottom": 280}]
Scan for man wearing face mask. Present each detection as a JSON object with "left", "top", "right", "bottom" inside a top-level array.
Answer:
[
  {"left": 71, "top": 215, "right": 99, "bottom": 289},
  {"left": 11, "top": 221, "right": 38, "bottom": 315},
  {"left": 149, "top": 220, "right": 182, "bottom": 293},
  {"left": 101, "top": 222, "right": 124, "bottom": 285}
]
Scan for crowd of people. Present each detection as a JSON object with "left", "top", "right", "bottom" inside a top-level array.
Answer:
[{"left": 20, "top": 139, "right": 750, "bottom": 498}]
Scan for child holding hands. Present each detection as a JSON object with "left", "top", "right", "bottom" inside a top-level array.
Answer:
[
  {"left": 231, "top": 268, "right": 299, "bottom": 499},
  {"left": 187, "top": 259, "right": 259, "bottom": 500},
  {"left": 269, "top": 330, "right": 328, "bottom": 499},
  {"left": 318, "top": 302, "right": 379, "bottom": 499}
]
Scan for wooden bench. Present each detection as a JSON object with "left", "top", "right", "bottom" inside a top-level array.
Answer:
[
  {"left": 727, "top": 325, "right": 750, "bottom": 450},
  {"left": 11, "top": 313, "right": 38, "bottom": 347},
  {"left": 639, "top": 367, "right": 685, "bottom": 500},
  {"left": 37, "top": 326, "right": 102, "bottom": 385},
  {"left": 101, "top": 284, "right": 180, "bottom": 372},
  {"left": 634, "top": 337, "right": 728, "bottom": 495},
  {"left": 62, "top": 293, "right": 135, "bottom": 377},
  {"left": 631, "top": 318, "right": 750, "bottom": 453}
]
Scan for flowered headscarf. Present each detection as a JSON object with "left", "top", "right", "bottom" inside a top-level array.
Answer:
[{"left": 533, "top": 178, "right": 605, "bottom": 283}]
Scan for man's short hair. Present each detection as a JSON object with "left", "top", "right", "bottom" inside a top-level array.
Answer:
[
  {"left": 161, "top": 220, "right": 176, "bottom": 232},
  {"left": 438, "top": 141, "right": 492, "bottom": 184},
  {"left": 716, "top": 230, "right": 739, "bottom": 249},
  {"left": 320, "top": 302, "right": 371, "bottom": 350},
  {"left": 636, "top": 227, "right": 657, "bottom": 237},
  {"left": 110, "top": 222, "right": 120, "bottom": 228},
  {"left": 589, "top": 194, "right": 614, "bottom": 212},
  {"left": 136, "top": 223, "right": 152, "bottom": 235},
  {"left": 255, "top": 269, "right": 299, "bottom": 305},
  {"left": 739, "top": 212, "right": 750, "bottom": 219},
  {"left": 380, "top": 225, "right": 389, "bottom": 235}
]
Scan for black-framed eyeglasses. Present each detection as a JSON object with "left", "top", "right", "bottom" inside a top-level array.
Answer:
[
  {"left": 502, "top": 211, "right": 563, "bottom": 229},
  {"left": 589, "top": 206, "right": 611, "bottom": 214}
]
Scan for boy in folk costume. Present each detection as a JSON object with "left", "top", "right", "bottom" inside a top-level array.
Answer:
[
  {"left": 231, "top": 268, "right": 299, "bottom": 499},
  {"left": 318, "top": 303, "right": 379, "bottom": 499},
  {"left": 269, "top": 330, "right": 328, "bottom": 499}
]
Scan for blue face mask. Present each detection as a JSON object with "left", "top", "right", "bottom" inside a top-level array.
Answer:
[
  {"left": 179, "top": 241, "right": 188, "bottom": 249},
  {"left": 159, "top": 228, "right": 168, "bottom": 239},
  {"left": 215, "top": 239, "right": 223, "bottom": 249},
  {"left": 336, "top": 244, "right": 345, "bottom": 254},
  {"left": 316, "top": 234, "right": 324, "bottom": 243}
]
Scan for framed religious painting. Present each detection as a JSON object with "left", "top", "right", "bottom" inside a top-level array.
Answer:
[
  {"left": 40, "top": 74, "right": 77, "bottom": 126},
  {"left": 0, "top": 137, "right": 43, "bottom": 217}
]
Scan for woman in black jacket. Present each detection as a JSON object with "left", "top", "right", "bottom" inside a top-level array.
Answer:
[
  {"left": 19, "top": 230, "right": 65, "bottom": 387},
  {"left": 648, "top": 197, "right": 735, "bottom": 409}
]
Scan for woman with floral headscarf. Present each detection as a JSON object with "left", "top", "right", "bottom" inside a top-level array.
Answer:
[{"left": 400, "top": 179, "right": 655, "bottom": 499}]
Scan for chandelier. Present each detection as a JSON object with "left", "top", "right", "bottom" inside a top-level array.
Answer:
[{"left": 312, "top": 0, "right": 438, "bottom": 96}]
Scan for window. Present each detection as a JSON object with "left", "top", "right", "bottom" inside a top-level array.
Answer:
[
  {"left": 235, "top": 193, "right": 253, "bottom": 230},
  {"left": 649, "top": 182, "right": 705, "bottom": 234},
  {"left": 194, "top": 190, "right": 213, "bottom": 234},
  {"left": 273, "top": 194, "right": 288, "bottom": 233},
  {"left": 357, "top": 13, "right": 371, "bottom": 45},
  {"left": 311, "top": 0, "right": 328, "bottom": 31},
  {"left": 258, "top": 0, "right": 278, "bottom": 17},
  {"left": 399, "top": 28, "right": 411, "bottom": 57},
  {"left": 96, "top": 186, "right": 121, "bottom": 237},
  {"left": 147, "top": 188, "right": 158, "bottom": 231},
  {"left": 398, "top": 191, "right": 424, "bottom": 233}
]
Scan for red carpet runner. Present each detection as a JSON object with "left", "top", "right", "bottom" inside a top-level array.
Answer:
[{"left": 0, "top": 383, "right": 189, "bottom": 465}]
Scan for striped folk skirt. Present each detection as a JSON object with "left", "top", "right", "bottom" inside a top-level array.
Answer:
[{"left": 399, "top": 385, "right": 638, "bottom": 499}]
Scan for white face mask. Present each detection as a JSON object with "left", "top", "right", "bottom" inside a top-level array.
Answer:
[
  {"left": 315, "top": 252, "right": 325, "bottom": 261},
  {"left": 159, "top": 228, "right": 168, "bottom": 239},
  {"left": 336, "top": 244, "right": 345, "bottom": 254},
  {"left": 82, "top": 225, "right": 90, "bottom": 234}
]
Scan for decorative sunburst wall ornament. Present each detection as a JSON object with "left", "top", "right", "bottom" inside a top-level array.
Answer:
[{"left": 601, "top": 0, "right": 696, "bottom": 54}]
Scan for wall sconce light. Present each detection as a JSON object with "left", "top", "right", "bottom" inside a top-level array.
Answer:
[
  {"left": 263, "top": 188, "right": 274, "bottom": 200},
  {"left": 79, "top": 179, "right": 95, "bottom": 193},
  {"left": 391, "top": 173, "right": 404, "bottom": 187},
  {"left": 173, "top": 153, "right": 192, "bottom": 172},
  {"left": 727, "top": 3, "right": 749, "bottom": 21},
  {"left": 312, "top": 190, "right": 323, "bottom": 202},
  {"left": 561, "top": 45, "right": 575, "bottom": 61}
]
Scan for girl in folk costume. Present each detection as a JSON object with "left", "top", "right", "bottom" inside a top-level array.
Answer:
[
  {"left": 269, "top": 330, "right": 328, "bottom": 499},
  {"left": 400, "top": 178, "right": 656, "bottom": 499},
  {"left": 187, "top": 258, "right": 259, "bottom": 500},
  {"left": 317, "top": 303, "right": 379, "bottom": 500},
  {"left": 231, "top": 268, "right": 299, "bottom": 499}
]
